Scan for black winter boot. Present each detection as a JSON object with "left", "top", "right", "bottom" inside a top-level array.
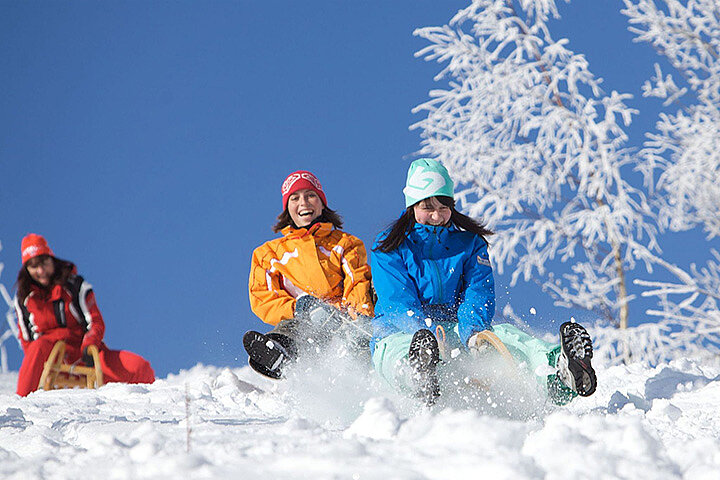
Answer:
[
  {"left": 408, "top": 329, "right": 441, "bottom": 406},
  {"left": 557, "top": 322, "right": 597, "bottom": 397},
  {"left": 243, "top": 331, "right": 294, "bottom": 379}
]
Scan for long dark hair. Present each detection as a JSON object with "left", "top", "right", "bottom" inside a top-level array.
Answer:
[
  {"left": 16, "top": 256, "right": 75, "bottom": 304},
  {"left": 273, "top": 207, "right": 344, "bottom": 233},
  {"left": 375, "top": 196, "right": 493, "bottom": 253}
]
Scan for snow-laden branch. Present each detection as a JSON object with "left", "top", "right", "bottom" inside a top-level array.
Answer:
[
  {"left": 412, "top": 0, "right": 658, "bottom": 328},
  {"left": 589, "top": 318, "right": 719, "bottom": 368},
  {"left": 0, "top": 241, "right": 19, "bottom": 373},
  {"left": 629, "top": 249, "right": 720, "bottom": 357},
  {"left": 623, "top": 0, "right": 720, "bottom": 239}
]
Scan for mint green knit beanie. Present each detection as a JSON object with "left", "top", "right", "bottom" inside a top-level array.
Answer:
[{"left": 402, "top": 158, "right": 455, "bottom": 207}]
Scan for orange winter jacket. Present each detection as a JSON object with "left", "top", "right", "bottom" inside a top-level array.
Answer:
[{"left": 249, "top": 222, "right": 374, "bottom": 326}]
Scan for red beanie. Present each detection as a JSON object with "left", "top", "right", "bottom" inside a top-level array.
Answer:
[
  {"left": 21, "top": 233, "right": 54, "bottom": 265},
  {"left": 281, "top": 170, "right": 327, "bottom": 209}
]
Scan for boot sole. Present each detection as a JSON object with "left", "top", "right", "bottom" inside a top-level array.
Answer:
[
  {"left": 243, "top": 331, "right": 288, "bottom": 379},
  {"left": 408, "top": 329, "right": 441, "bottom": 406},
  {"left": 559, "top": 322, "right": 597, "bottom": 397}
]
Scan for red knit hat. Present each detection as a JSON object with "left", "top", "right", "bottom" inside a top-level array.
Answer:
[
  {"left": 281, "top": 170, "right": 327, "bottom": 208},
  {"left": 21, "top": 233, "right": 54, "bottom": 265}
]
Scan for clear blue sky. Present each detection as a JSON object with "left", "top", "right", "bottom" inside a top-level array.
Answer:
[{"left": 0, "top": 1, "right": 707, "bottom": 376}]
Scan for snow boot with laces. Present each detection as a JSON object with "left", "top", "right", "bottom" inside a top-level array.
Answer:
[
  {"left": 408, "top": 329, "right": 441, "bottom": 406},
  {"left": 556, "top": 321, "right": 597, "bottom": 397}
]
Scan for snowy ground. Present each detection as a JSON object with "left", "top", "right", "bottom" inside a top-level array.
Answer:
[{"left": 2, "top": 354, "right": 720, "bottom": 480}]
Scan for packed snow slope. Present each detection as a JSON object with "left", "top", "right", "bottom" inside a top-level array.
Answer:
[{"left": 2, "top": 354, "right": 720, "bottom": 480}]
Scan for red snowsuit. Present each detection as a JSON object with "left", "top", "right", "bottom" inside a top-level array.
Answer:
[{"left": 14, "top": 274, "right": 155, "bottom": 396}]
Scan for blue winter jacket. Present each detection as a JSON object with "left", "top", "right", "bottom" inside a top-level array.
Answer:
[{"left": 370, "top": 222, "right": 495, "bottom": 348}]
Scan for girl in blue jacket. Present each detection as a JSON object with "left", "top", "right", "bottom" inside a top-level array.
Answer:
[{"left": 371, "top": 158, "right": 597, "bottom": 406}]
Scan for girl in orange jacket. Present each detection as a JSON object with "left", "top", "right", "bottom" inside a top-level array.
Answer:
[
  {"left": 14, "top": 234, "right": 155, "bottom": 396},
  {"left": 244, "top": 170, "right": 374, "bottom": 378}
]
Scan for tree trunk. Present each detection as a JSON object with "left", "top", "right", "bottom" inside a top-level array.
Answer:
[
  {"left": 598, "top": 196, "right": 631, "bottom": 363},
  {"left": 612, "top": 238, "right": 631, "bottom": 364}
]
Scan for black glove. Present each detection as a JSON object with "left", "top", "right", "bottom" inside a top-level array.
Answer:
[
  {"left": 294, "top": 295, "right": 324, "bottom": 317},
  {"left": 294, "top": 295, "right": 346, "bottom": 335},
  {"left": 82, "top": 347, "right": 94, "bottom": 367}
]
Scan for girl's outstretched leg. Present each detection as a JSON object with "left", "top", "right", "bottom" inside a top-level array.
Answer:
[{"left": 98, "top": 347, "right": 155, "bottom": 384}]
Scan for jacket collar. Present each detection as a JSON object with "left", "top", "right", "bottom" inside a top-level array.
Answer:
[
  {"left": 411, "top": 222, "right": 455, "bottom": 237},
  {"left": 30, "top": 283, "right": 64, "bottom": 301},
  {"left": 281, "top": 222, "right": 333, "bottom": 239},
  {"left": 406, "top": 223, "right": 459, "bottom": 248}
]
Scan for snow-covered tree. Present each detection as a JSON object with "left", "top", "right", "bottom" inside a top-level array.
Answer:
[
  {"left": 411, "top": 0, "right": 659, "bottom": 337},
  {"left": 622, "top": 0, "right": 720, "bottom": 358},
  {"left": 0, "top": 240, "right": 19, "bottom": 373}
]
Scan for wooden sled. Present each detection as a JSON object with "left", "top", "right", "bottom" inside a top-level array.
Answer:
[{"left": 38, "top": 341, "right": 104, "bottom": 391}]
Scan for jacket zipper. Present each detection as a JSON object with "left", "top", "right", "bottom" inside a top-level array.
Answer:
[{"left": 429, "top": 227, "right": 444, "bottom": 302}]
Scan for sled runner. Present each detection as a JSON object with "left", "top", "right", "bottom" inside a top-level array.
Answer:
[
  {"left": 38, "top": 341, "right": 104, "bottom": 391},
  {"left": 467, "top": 330, "right": 515, "bottom": 366},
  {"left": 464, "top": 329, "right": 517, "bottom": 391}
]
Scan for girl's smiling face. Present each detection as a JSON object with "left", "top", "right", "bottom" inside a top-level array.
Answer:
[
  {"left": 413, "top": 197, "right": 452, "bottom": 226},
  {"left": 26, "top": 255, "right": 55, "bottom": 286},
  {"left": 287, "top": 188, "right": 324, "bottom": 227}
]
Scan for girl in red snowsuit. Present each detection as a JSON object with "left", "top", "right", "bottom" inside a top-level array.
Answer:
[{"left": 14, "top": 233, "right": 155, "bottom": 396}]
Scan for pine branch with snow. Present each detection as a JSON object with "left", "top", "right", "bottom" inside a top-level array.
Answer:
[{"left": 412, "top": 0, "right": 658, "bottom": 329}]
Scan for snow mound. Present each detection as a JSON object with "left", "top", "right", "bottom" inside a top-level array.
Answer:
[{"left": 2, "top": 357, "right": 720, "bottom": 479}]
